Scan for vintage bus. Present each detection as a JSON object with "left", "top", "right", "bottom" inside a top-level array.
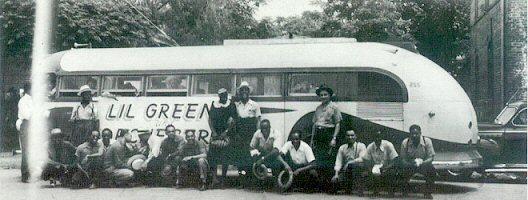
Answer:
[{"left": 44, "top": 38, "right": 482, "bottom": 173}]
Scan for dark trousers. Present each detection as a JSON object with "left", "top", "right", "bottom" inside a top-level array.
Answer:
[
  {"left": 233, "top": 118, "right": 257, "bottom": 174},
  {"left": 366, "top": 165, "right": 402, "bottom": 193},
  {"left": 19, "top": 120, "right": 29, "bottom": 182},
  {"left": 71, "top": 120, "right": 97, "bottom": 147},
  {"left": 136, "top": 156, "right": 164, "bottom": 186},
  {"left": 71, "top": 158, "right": 103, "bottom": 187},
  {"left": 401, "top": 162, "right": 436, "bottom": 194},
  {"left": 41, "top": 162, "right": 76, "bottom": 185},
  {"left": 287, "top": 162, "right": 320, "bottom": 189},
  {"left": 332, "top": 162, "right": 367, "bottom": 192},
  {"left": 311, "top": 127, "right": 336, "bottom": 182}
]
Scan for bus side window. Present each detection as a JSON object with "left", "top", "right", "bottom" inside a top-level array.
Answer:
[
  {"left": 58, "top": 76, "right": 99, "bottom": 97},
  {"left": 192, "top": 74, "right": 234, "bottom": 95},
  {"left": 238, "top": 74, "right": 282, "bottom": 96},
  {"left": 147, "top": 75, "right": 188, "bottom": 96},
  {"left": 512, "top": 109, "right": 527, "bottom": 126},
  {"left": 103, "top": 76, "right": 144, "bottom": 97},
  {"left": 288, "top": 73, "right": 338, "bottom": 96}
]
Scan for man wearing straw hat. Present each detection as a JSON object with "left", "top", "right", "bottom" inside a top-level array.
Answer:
[{"left": 69, "top": 85, "right": 99, "bottom": 146}]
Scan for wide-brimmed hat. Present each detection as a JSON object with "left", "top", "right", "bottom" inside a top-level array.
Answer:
[
  {"left": 315, "top": 85, "right": 334, "bottom": 96},
  {"left": 77, "top": 85, "right": 93, "bottom": 96},
  {"left": 127, "top": 154, "right": 146, "bottom": 171},
  {"left": 238, "top": 81, "right": 252, "bottom": 93}
]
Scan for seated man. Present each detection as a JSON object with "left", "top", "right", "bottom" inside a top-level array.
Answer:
[
  {"left": 41, "top": 128, "right": 77, "bottom": 187},
  {"left": 176, "top": 130, "right": 209, "bottom": 191},
  {"left": 72, "top": 130, "right": 104, "bottom": 189},
  {"left": 362, "top": 130, "right": 400, "bottom": 197},
  {"left": 99, "top": 128, "right": 115, "bottom": 153},
  {"left": 102, "top": 130, "right": 135, "bottom": 187},
  {"left": 330, "top": 130, "right": 367, "bottom": 195},
  {"left": 152, "top": 124, "right": 185, "bottom": 186},
  {"left": 250, "top": 119, "right": 285, "bottom": 178},
  {"left": 277, "top": 131, "right": 319, "bottom": 191},
  {"left": 400, "top": 125, "right": 435, "bottom": 199}
]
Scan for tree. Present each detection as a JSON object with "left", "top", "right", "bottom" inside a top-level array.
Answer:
[
  {"left": 322, "top": 0, "right": 412, "bottom": 42},
  {"left": 400, "top": 0, "right": 471, "bottom": 77}
]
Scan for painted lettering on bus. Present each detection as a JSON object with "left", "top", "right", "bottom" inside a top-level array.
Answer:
[
  {"left": 106, "top": 104, "right": 136, "bottom": 120},
  {"left": 108, "top": 127, "right": 210, "bottom": 144},
  {"left": 144, "top": 103, "right": 210, "bottom": 120}
]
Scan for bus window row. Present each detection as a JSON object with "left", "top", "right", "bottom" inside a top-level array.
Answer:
[{"left": 57, "top": 72, "right": 406, "bottom": 102}]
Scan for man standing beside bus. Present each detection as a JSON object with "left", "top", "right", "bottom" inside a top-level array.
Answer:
[
  {"left": 311, "top": 85, "right": 342, "bottom": 186},
  {"left": 234, "top": 81, "right": 261, "bottom": 187},
  {"left": 16, "top": 82, "right": 32, "bottom": 182},
  {"left": 208, "top": 88, "right": 237, "bottom": 188},
  {"left": 69, "top": 85, "right": 99, "bottom": 147},
  {"left": 400, "top": 125, "right": 435, "bottom": 199}
]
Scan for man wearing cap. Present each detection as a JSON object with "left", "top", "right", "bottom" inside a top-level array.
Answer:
[
  {"left": 208, "top": 88, "right": 237, "bottom": 188},
  {"left": 69, "top": 85, "right": 99, "bottom": 146},
  {"left": 311, "top": 85, "right": 342, "bottom": 186},
  {"left": 41, "top": 128, "right": 77, "bottom": 187},
  {"left": 71, "top": 130, "right": 104, "bottom": 189},
  {"left": 400, "top": 125, "right": 435, "bottom": 199},
  {"left": 176, "top": 130, "right": 209, "bottom": 191},
  {"left": 234, "top": 81, "right": 261, "bottom": 185},
  {"left": 16, "top": 82, "right": 32, "bottom": 182},
  {"left": 362, "top": 130, "right": 399, "bottom": 197},
  {"left": 250, "top": 119, "right": 285, "bottom": 178},
  {"left": 330, "top": 130, "right": 367, "bottom": 195},
  {"left": 103, "top": 130, "right": 135, "bottom": 187},
  {"left": 158, "top": 124, "right": 186, "bottom": 186}
]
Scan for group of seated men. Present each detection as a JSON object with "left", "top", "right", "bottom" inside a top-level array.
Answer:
[
  {"left": 41, "top": 122, "right": 435, "bottom": 198},
  {"left": 41, "top": 124, "right": 209, "bottom": 191}
]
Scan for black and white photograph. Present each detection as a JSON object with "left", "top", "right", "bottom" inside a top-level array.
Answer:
[{"left": 0, "top": 0, "right": 526, "bottom": 199}]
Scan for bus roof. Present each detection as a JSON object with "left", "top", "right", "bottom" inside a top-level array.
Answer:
[{"left": 48, "top": 42, "right": 414, "bottom": 75}]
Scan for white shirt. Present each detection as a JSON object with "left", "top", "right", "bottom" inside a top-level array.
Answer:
[
  {"left": 235, "top": 99, "right": 261, "bottom": 118},
  {"left": 281, "top": 141, "right": 315, "bottom": 165},
  {"left": 16, "top": 94, "right": 32, "bottom": 130},
  {"left": 70, "top": 103, "right": 98, "bottom": 120},
  {"left": 363, "top": 140, "right": 398, "bottom": 165},
  {"left": 250, "top": 128, "right": 285, "bottom": 152}
]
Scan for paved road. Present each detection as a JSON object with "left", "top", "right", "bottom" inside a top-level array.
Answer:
[{"left": 0, "top": 169, "right": 525, "bottom": 200}]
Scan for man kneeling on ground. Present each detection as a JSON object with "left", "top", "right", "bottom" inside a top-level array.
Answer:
[
  {"left": 176, "top": 130, "right": 208, "bottom": 191},
  {"left": 250, "top": 119, "right": 285, "bottom": 180},
  {"left": 103, "top": 130, "right": 135, "bottom": 187},
  {"left": 277, "top": 131, "right": 320, "bottom": 192},
  {"left": 41, "top": 128, "right": 77, "bottom": 187},
  {"left": 72, "top": 130, "right": 104, "bottom": 189},
  {"left": 330, "top": 130, "right": 367, "bottom": 196}
]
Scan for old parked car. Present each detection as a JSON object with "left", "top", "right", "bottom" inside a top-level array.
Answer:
[{"left": 478, "top": 100, "right": 527, "bottom": 167}]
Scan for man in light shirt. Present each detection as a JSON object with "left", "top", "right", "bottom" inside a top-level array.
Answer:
[
  {"left": 363, "top": 130, "right": 399, "bottom": 197},
  {"left": 16, "top": 82, "right": 32, "bottom": 182},
  {"left": 330, "top": 130, "right": 367, "bottom": 196},
  {"left": 250, "top": 120, "right": 285, "bottom": 178},
  {"left": 277, "top": 131, "right": 319, "bottom": 191}
]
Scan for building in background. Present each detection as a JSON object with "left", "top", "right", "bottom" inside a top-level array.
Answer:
[{"left": 469, "top": 0, "right": 527, "bottom": 121}]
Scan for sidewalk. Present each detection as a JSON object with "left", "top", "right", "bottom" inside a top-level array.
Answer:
[{"left": 0, "top": 152, "right": 21, "bottom": 169}]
